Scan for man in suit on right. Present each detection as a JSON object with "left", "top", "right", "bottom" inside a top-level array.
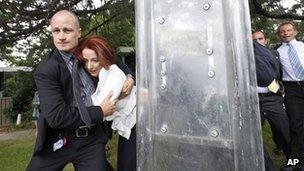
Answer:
[{"left": 277, "top": 21, "right": 304, "bottom": 168}]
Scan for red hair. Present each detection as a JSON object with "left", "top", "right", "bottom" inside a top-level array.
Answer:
[{"left": 75, "top": 35, "right": 116, "bottom": 69}]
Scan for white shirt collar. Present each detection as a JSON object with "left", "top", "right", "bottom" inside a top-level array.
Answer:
[{"left": 282, "top": 39, "right": 297, "bottom": 46}]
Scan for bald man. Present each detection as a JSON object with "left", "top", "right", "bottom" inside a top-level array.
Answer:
[{"left": 26, "top": 10, "right": 134, "bottom": 171}]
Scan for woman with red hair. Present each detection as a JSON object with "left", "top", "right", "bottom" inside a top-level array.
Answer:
[{"left": 75, "top": 35, "right": 136, "bottom": 171}]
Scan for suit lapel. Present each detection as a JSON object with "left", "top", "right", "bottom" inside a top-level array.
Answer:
[{"left": 49, "top": 49, "right": 74, "bottom": 102}]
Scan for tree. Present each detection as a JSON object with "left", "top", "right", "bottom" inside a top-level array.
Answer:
[
  {"left": 249, "top": 0, "right": 304, "bottom": 45},
  {"left": 2, "top": 71, "right": 36, "bottom": 122},
  {"left": 250, "top": 0, "right": 304, "bottom": 20},
  {"left": 1, "top": 0, "right": 304, "bottom": 63}
]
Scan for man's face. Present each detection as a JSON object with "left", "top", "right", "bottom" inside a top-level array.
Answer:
[
  {"left": 278, "top": 24, "right": 297, "bottom": 43},
  {"left": 50, "top": 12, "right": 81, "bottom": 53},
  {"left": 252, "top": 32, "right": 267, "bottom": 46}
]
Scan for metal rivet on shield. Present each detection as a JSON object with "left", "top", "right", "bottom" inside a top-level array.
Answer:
[
  {"left": 160, "top": 83, "right": 167, "bottom": 89},
  {"left": 210, "top": 129, "right": 219, "bottom": 138},
  {"left": 203, "top": 3, "right": 211, "bottom": 10},
  {"left": 161, "top": 124, "right": 168, "bottom": 133},
  {"left": 206, "top": 48, "right": 213, "bottom": 55},
  {"left": 208, "top": 70, "right": 215, "bottom": 78},
  {"left": 157, "top": 17, "right": 165, "bottom": 24},
  {"left": 160, "top": 56, "right": 166, "bottom": 62}
]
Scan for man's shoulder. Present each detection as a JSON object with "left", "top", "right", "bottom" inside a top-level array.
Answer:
[
  {"left": 295, "top": 39, "right": 304, "bottom": 46},
  {"left": 34, "top": 49, "right": 62, "bottom": 75},
  {"left": 41, "top": 49, "right": 63, "bottom": 64},
  {"left": 273, "top": 43, "right": 283, "bottom": 50},
  {"left": 253, "top": 41, "right": 271, "bottom": 55}
]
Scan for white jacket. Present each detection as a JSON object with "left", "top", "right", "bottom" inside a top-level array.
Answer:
[{"left": 91, "top": 64, "right": 136, "bottom": 139}]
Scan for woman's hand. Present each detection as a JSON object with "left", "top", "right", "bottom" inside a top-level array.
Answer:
[
  {"left": 119, "top": 76, "right": 134, "bottom": 99},
  {"left": 100, "top": 91, "right": 116, "bottom": 116}
]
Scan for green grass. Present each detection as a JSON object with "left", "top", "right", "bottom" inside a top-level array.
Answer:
[
  {"left": 0, "top": 126, "right": 283, "bottom": 170},
  {"left": 107, "top": 134, "right": 119, "bottom": 168},
  {"left": 10, "top": 122, "right": 36, "bottom": 132},
  {"left": 0, "top": 136, "right": 34, "bottom": 171},
  {"left": 0, "top": 133, "right": 118, "bottom": 171}
]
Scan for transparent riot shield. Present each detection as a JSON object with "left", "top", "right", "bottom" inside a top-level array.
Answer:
[{"left": 136, "top": 0, "right": 264, "bottom": 170}]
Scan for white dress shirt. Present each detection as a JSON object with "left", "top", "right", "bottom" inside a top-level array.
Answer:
[
  {"left": 277, "top": 39, "right": 304, "bottom": 81},
  {"left": 91, "top": 64, "right": 136, "bottom": 139}
]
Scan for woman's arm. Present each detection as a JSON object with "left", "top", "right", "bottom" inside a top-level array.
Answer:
[{"left": 91, "top": 64, "right": 126, "bottom": 105}]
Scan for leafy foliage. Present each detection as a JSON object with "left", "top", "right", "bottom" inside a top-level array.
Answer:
[
  {"left": 2, "top": 71, "right": 35, "bottom": 122},
  {"left": 82, "top": 1, "right": 135, "bottom": 49},
  {"left": 250, "top": 0, "right": 304, "bottom": 46}
]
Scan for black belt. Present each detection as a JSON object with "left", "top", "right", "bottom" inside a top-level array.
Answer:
[
  {"left": 50, "top": 125, "right": 99, "bottom": 139},
  {"left": 258, "top": 92, "right": 277, "bottom": 97},
  {"left": 283, "top": 81, "right": 304, "bottom": 86}
]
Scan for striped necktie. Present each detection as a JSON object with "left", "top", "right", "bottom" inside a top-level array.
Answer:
[
  {"left": 72, "top": 59, "right": 92, "bottom": 126},
  {"left": 67, "top": 56, "right": 74, "bottom": 74},
  {"left": 287, "top": 43, "right": 304, "bottom": 80}
]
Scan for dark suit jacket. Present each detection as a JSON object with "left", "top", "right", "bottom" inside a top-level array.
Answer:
[
  {"left": 253, "top": 41, "right": 280, "bottom": 87},
  {"left": 33, "top": 49, "right": 132, "bottom": 155}
]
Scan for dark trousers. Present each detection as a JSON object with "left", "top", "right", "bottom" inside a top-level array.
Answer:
[
  {"left": 271, "top": 125, "right": 282, "bottom": 150},
  {"left": 117, "top": 127, "right": 136, "bottom": 171},
  {"left": 264, "top": 144, "right": 276, "bottom": 171},
  {"left": 26, "top": 130, "right": 107, "bottom": 171},
  {"left": 284, "top": 81, "right": 304, "bottom": 163},
  {"left": 259, "top": 93, "right": 291, "bottom": 159}
]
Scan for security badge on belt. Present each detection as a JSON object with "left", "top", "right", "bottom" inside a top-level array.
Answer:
[{"left": 53, "top": 137, "right": 67, "bottom": 152}]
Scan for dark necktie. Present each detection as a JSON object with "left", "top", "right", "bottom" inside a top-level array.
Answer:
[
  {"left": 72, "top": 59, "right": 92, "bottom": 126},
  {"left": 287, "top": 43, "right": 304, "bottom": 80}
]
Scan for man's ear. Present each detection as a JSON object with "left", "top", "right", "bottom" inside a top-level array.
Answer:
[{"left": 78, "top": 28, "right": 82, "bottom": 38}]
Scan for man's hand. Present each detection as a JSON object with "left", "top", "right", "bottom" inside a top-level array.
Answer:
[
  {"left": 119, "top": 76, "right": 135, "bottom": 99},
  {"left": 100, "top": 92, "right": 115, "bottom": 116}
]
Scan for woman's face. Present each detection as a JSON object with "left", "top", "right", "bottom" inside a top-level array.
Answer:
[{"left": 81, "top": 48, "right": 102, "bottom": 77}]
